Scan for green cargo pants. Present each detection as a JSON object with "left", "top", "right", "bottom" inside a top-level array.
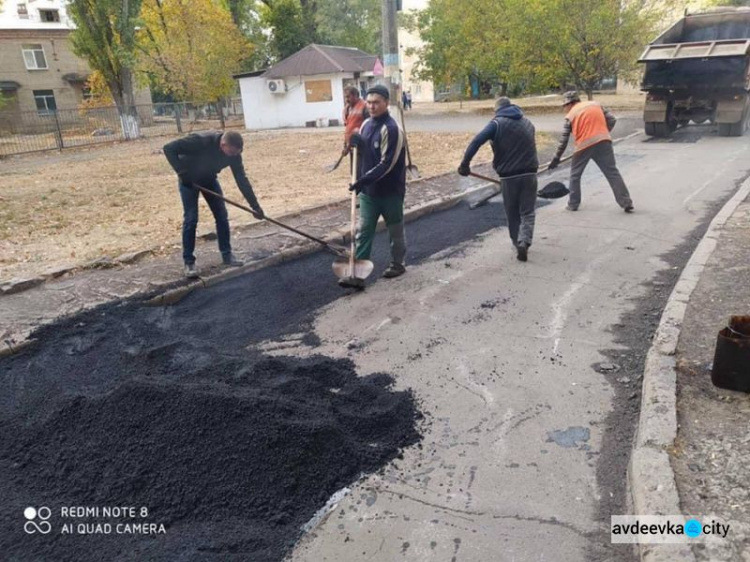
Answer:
[{"left": 355, "top": 193, "right": 406, "bottom": 264}]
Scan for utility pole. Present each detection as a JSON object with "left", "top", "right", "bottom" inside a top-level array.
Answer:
[{"left": 381, "top": 0, "right": 400, "bottom": 103}]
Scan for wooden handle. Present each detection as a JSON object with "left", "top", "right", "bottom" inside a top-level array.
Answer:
[{"left": 349, "top": 147, "right": 358, "bottom": 271}]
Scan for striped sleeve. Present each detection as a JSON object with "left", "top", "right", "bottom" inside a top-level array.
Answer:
[{"left": 358, "top": 121, "right": 404, "bottom": 187}]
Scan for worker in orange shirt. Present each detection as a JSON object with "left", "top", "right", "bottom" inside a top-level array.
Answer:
[
  {"left": 549, "top": 91, "right": 634, "bottom": 213},
  {"left": 342, "top": 86, "right": 369, "bottom": 164}
]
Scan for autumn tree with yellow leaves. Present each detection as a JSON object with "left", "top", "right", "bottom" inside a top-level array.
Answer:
[{"left": 137, "top": 0, "right": 251, "bottom": 125}]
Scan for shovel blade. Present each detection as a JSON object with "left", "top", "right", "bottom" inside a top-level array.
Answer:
[
  {"left": 332, "top": 258, "right": 374, "bottom": 281},
  {"left": 537, "top": 181, "right": 570, "bottom": 199},
  {"left": 406, "top": 165, "right": 420, "bottom": 180}
]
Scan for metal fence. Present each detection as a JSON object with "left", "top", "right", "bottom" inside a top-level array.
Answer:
[{"left": 0, "top": 98, "right": 244, "bottom": 157}]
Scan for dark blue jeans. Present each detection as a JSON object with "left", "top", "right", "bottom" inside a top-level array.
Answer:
[{"left": 179, "top": 178, "right": 231, "bottom": 265}]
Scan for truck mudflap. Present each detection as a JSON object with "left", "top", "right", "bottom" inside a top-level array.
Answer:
[
  {"left": 643, "top": 99, "right": 668, "bottom": 122},
  {"left": 715, "top": 96, "right": 747, "bottom": 123}
]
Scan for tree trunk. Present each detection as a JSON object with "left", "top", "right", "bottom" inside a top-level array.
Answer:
[
  {"left": 112, "top": 68, "right": 141, "bottom": 140},
  {"left": 218, "top": 99, "right": 226, "bottom": 129}
]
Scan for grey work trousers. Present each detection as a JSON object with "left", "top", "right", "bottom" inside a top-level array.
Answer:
[
  {"left": 568, "top": 141, "right": 632, "bottom": 209},
  {"left": 501, "top": 174, "right": 537, "bottom": 246}
]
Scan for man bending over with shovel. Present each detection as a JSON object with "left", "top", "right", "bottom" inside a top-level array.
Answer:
[
  {"left": 164, "top": 130, "right": 264, "bottom": 279},
  {"left": 458, "top": 97, "right": 539, "bottom": 262},
  {"left": 548, "top": 91, "right": 634, "bottom": 213},
  {"left": 348, "top": 84, "right": 408, "bottom": 282}
]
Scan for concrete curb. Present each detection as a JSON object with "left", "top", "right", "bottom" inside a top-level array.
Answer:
[{"left": 628, "top": 175, "right": 750, "bottom": 562}]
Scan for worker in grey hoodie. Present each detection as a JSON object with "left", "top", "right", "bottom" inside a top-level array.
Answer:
[{"left": 458, "top": 97, "right": 539, "bottom": 262}]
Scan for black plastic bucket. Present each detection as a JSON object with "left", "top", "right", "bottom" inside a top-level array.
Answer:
[{"left": 711, "top": 315, "right": 750, "bottom": 393}]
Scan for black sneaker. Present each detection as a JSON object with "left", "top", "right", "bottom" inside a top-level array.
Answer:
[
  {"left": 184, "top": 263, "right": 199, "bottom": 279},
  {"left": 222, "top": 254, "right": 243, "bottom": 267},
  {"left": 382, "top": 263, "right": 406, "bottom": 278},
  {"left": 516, "top": 242, "right": 528, "bottom": 262},
  {"left": 624, "top": 206, "right": 634, "bottom": 213},
  {"left": 565, "top": 205, "right": 579, "bottom": 211}
]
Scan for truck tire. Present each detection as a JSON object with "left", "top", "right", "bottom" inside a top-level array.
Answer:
[
  {"left": 718, "top": 123, "right": 732, "bottom": 136},
  {"left": 718, "top": 95, "right": 750, "bottom": 137},
  {"left": 718, "top": 112, "right": 748, "bottom": 137},
  {"left": 645, "top": 121, "right": 671, "bottom": 137}
]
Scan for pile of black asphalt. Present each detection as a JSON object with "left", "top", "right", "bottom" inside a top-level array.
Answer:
[{"left": 0, "top": 201, "right": 508, "bottom": 561}]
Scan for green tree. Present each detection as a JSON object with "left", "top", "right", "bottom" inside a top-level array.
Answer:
[
  {"left": 316, "top": 0, "right": 381, "bottom": 55},
  {"left": 406, "top": 0, "right": 521, "bottom": 96},
  {"left": 412, "top": 0, "right": 675, "bottom": 99},
  {"left": 258, "top": 0, "right": 317, "bottom": 60},
  {"left": 250, "top": 0, "right": 381, "bottom": 64},
  {"left": 68, "top": 0, "right": 142, "bottom": 139},
  {"left": 505, "top": 0, "right": 672, "bottom": 99}
]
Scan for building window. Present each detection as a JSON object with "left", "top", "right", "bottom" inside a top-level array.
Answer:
[
  {"left": 33, "top": 90, "right": 57, "bottom": 115},
  {"left": 17, "top": 3, "right": 29, "bottom": 18},
  {"left": 304, "top": 80, "right": 333, "bottom": 103},
  {"left": 39, "top": 9, "right": 61, "bottom": 22},
  {"left": 22, "top": 44, "right": 48, "bottom": 70}
]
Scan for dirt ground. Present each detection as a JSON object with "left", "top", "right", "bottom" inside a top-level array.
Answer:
[{"left": 0, "top": 125, "right": 555, "bottom": 281}]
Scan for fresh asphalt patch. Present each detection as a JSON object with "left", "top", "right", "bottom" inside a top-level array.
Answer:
[{"left": 0, "top": 200, "right": 511, "bottom": 561}]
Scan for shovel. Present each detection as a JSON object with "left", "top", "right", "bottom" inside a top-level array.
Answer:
[
  {"left": 468, "top": 154, "right": 573, "bottom": 209},
  {"left": 193, "top": 184, "right": 349, "bottom": 259},
  {"left": 324, "top": 152, "right": 346, "bottom": 173},
  {"left": 398, "top": 104, "right": 420, "bottom": 180},
  {"left": 333, "top": 146, "right": 374, "bottom": 288}
]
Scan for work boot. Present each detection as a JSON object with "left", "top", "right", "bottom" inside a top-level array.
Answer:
[
  {"left": 222, "top": 254, "right": 243, "bottom": 267},
  {"left": 184, "top": 263, "right": 199, "bottom": 279},
  {"left": 516, "top": 242, "right": 529, "bottom": 262},
  {"left": 382, "top": 262, "right": 406, "bottom": 278}
]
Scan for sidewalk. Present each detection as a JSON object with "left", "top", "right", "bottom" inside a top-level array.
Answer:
[
  {"left": 631, "top": 186, "right": 750, "bottom": 561},
  {"left": 673, "top": 193, "right": 750, "bottom": 561},
  {"left": 0, "top": 161, "right": 502, "bottom": 353}
]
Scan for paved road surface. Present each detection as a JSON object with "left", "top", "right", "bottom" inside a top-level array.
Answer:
[
  {"left": 404, "top": 110, "right": 644, "bottom": 137},
  {"left": 281, "top": 125, "right": 750, "bottom": 562}
]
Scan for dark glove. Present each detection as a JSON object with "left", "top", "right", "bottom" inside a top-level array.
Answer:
[
  {"left": 349, "top": 133, "right": 363, "bottom": 148},
  {"left": 348, "top": 181, "right": 362, "bottom": 194},
  {"left": 251, "top": 204, "right": 265, "bottom": 219},
  {"left": 548, "top": 156, "right": 561, "bottom": 170},
  {"left": 457, "top": 163, "right": 471, "bottom": 177}
]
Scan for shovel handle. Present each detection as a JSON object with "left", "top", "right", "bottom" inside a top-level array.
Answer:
[
  {"left": 349, "top": 148, "right": 358, "bottom": 272},
  {"left": 398, "top": 104, "right": 417, "bottom": 172},
  {"left": 468, "top": 154, "right": 574, "bottom": 185},
  {"left": 193, "top": 184, "right": 348, "bottom": 258}
]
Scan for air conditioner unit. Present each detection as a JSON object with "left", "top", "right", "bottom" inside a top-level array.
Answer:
[{"left": 267, "top": 79, "right": 286, "bottom": 94}]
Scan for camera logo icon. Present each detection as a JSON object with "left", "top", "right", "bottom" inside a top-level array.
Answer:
[{"left": 24, "top": 507, "right": 52, "bottom": 534}]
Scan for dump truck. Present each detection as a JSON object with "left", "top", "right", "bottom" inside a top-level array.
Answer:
[{"left": 639, "top": 7, "right": 750, "bottom": 137}]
